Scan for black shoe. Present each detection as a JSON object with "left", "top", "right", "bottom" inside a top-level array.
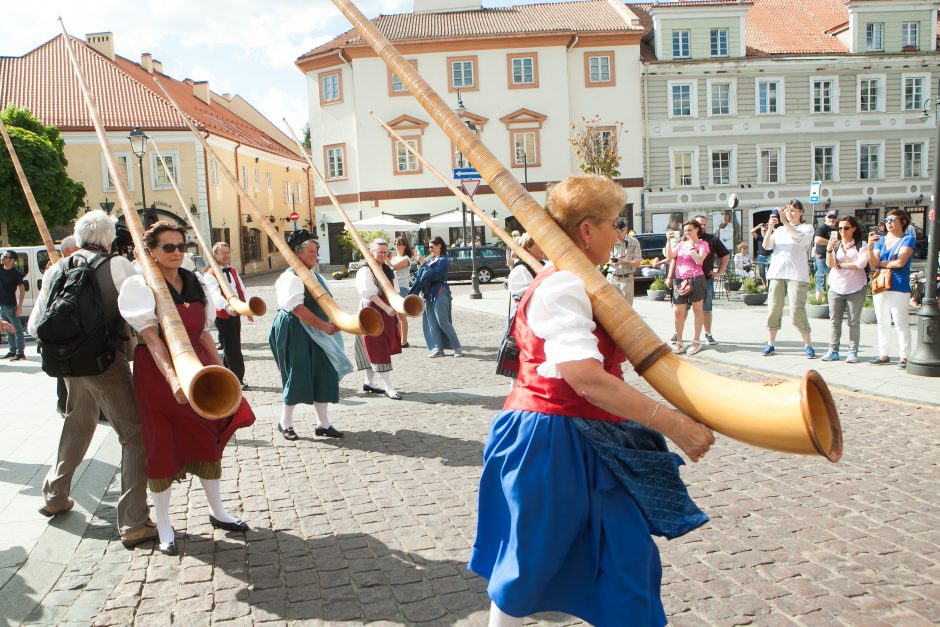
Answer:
[
  {"left": 209, "top": 514, "right": 249, "bottom": 532},
  {"left": 315, "top": 425, "right": 344, "bottom": 438},
  {"left": 159, "top": 542, "right": 178, "bottom": 556},
  {"left": 10, "top": 353, "right": 25, "bottom": 362},
  {"left": 385, "top": 390, "right": 403, "bottom": 400},
  {"left": 2, "top": 352, "right": 14, "bottom": 359},
  {"left": 241, "top": 383, "right": 250, "bottom": 390},
  {"left": 362, "top": 384, "right": 384, "bottom": 394},
  {"left": 401, "top": 342, "right": 410, "bottom": 348},
  {"left": 278, "top": 424, "right": 299, "bottom": 441}
]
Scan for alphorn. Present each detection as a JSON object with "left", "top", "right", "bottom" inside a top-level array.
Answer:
[
  {"left": 0, "top": 119, "right": 60, "bottom": 263},
  {"left": 151, "top": 77, "right": 382, "bottom": 337},
  {"left": 57, "top": 18, "right": 241, "bottom": 420},
  {"left": 282, "top": 120, "right": 424, "bottom": 318},
  {"left": 370, "top": 111, "right": 543, "bottom": 272},
  {"left": 149, "top": 139, "right": 266, "bottom": 317},
  {"left": 329, "top": 0, "right": 842, "bottom": 461}
]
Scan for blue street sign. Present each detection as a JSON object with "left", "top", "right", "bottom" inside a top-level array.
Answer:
[
  {"left": 453, "top": 167, "right": 480, "bottom": 180},
  {"left": 809, "top": 180, "right": 821, "bottom": 204}
]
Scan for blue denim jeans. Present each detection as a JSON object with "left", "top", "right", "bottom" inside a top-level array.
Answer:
[
  {"left": 756, "top": 255, "right": 771, "bottom": 283},
  {"left": 813, "top": 257, "right": 830, "bottom": 292},
  {"left": 422, "top": 291, "right": 461, "bottom": 354},
  {"left": 0, "top": 305, "right": 25, "bottom": 355}
]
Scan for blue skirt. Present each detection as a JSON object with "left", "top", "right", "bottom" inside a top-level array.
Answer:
[{"left": 469, "top": 411, "right": 667, "bottom": 626}]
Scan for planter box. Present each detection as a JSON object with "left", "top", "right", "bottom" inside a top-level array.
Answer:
[
  {"left": 743, "top": 293, "right": 768, "bottom": 306},
  {"left": 861, "top": 308, "right": 877, "bottom": 324},
  {"left": 806, "top": 304, "right": 830, "bottom": 319},
  {"left": 647, "top": 289, "right": 668, "bottom": 301}
]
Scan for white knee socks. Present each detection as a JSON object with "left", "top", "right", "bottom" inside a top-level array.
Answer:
[
  {"left": 279, "top": 403, "right": 296, "bottom": 430},
  {"left": 363, "top": 368, "right": 375, "bottom": 387},
  {"left": 488, "top": 603, "right": 524, "bottom": 627},
  {"left": 313, "top": 402, "right": 331, "bottom": 429},
  {"left": 151, "top": 487, "right": 174, "bottom": 547},
  {"left": 200, "top": 477, "right": 237, "bottom": 524},
  {"left": 378, "top": 371, "right": 397, "bottom": 395}
]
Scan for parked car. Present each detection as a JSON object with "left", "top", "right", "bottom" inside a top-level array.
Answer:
[
  {"left": 445, "top": 246, "right": 510, "bottom": 284},
  {"left": 912, "top": 225, "right": 928, "bottom": 259},
  {"left": 0, "top": 244, "right": 60, "bottom": 323},
  {"left": 631, "top": 233, "right": 668, "bottom": 260}
]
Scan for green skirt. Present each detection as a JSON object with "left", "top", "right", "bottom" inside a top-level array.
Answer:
[{"left": 269, "top": 309, "right": 340, "bottom": 405}]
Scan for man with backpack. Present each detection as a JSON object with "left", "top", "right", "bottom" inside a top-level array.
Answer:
[{"left": 27, "top": 210, "right": 154, "bottom": 549}]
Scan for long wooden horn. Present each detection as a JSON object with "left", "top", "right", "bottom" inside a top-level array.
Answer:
[
  {"left": 149, "top": 138, "right": 266, "bottom": 317},
  {"left": 370, "top": 111, "right": 543, "bottom": 272},
  {"left": 330, "top": 0, "right": 842, "bottom": 462},
  {"left": 282, "top": 119, "right": 423, "bottom": 318},
  {"left": 0, "top": 118, "right": 60, "bottom": 263},
  {"left": 57, "top": 18, "right": 241, "bottom": 420},
  {"left": 150, "top": 77, "right": 382, "bottom": 337}
]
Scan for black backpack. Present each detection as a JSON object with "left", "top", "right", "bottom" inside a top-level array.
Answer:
[{"left": 36, "top": 253, "right": 116, "bottom": 377}]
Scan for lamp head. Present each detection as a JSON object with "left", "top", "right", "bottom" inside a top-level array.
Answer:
[
  {"left": 127, "top": 126, "right": 148, "bottom": 158},
  {"left": 455, "top": 89, "right": 466, "bottom": 117}
]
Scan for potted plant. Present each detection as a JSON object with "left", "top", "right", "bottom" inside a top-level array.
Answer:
[
  {"left": 861, "top": 294, "right": 877, "bottom": 324},
  {"left": 724, "top": 268, "right": 743, "bottom": 292},
  {"left": 331, "top": 267, "right": 350, "bottom": 280},
  {"left": 742, "top": 278, "right": 767, "bottom": 306},
  {"left": 806, "top": 290, "right": 830, "bottom": 319},
  {"left": 647, "top": 276, "right": 668, "bottom": 301}
]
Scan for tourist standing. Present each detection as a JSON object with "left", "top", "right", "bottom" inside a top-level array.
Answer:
[
  {"left": 409, "top": 236, "right": 463, "bottom": 358},
  {"left": 813, "top": 210, "right": 838, "bottom": 301},
  {"left": 666, "top": 220, "right": 709, "bottom": 355},
  {"left": 822, "top": 216, "right": 868, "bottom": 363},
  {"left": 0, "top": 250, "right": 26, "bottom": 360},
  {"left": 867, "top": 209, "right": 915, "bottom": 368}
]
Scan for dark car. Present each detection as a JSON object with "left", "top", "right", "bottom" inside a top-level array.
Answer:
[
  {"left": 631, "top": 233, "right": 668, "bottom": 260},
  {"left": 445, "top": 246, "right": 510, "bottom": 283},
  {"left": 912, "top": 225, "right": 928, "bottom": 259}
]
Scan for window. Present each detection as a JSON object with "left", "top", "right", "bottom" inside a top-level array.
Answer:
[
  {"left": 903, "top": 142, "right": 925, "bottom": 178},
  {"left": 296, "top": 183, "right": 303, "bottom": 206},
  {"left": 759, "top": 147, "right": 781, "bottom": 183},
  {"left": 448, "top": 56, "right": 478, "bottom": 92},
  {"left": 324, "top": 144, "right": 346, "bottom": 179},
  {"left": 388, "top": 59, "right": 418, "bottom": 97},
  {"left": 757, "top": 80, "right": 780, "bottom": 114},
  {"left": 210, "top": 159, "right": 219, "bottom": 186},
  {"left": 866, "top": 23, "right": 883, "bottom": 52},
  {"left": 813, "top": 79, "right": 834, "bottom": 113},
  {"left": 150, "top": 151, "right": 180, "bottom": 189},
  {"left": 901, "top": 22, "right": 918, "bottom": 49},
  {"left": 241, "top": 227, "right": 261, "bottom": 263},
  {"left": 508, "top": 54, "right": 538, "bottom": 88},
  {"left": 813, "top": 146, "right": 836, "bottom": 182},
  {"left": 859, "top": 78, "right": 881, "bottom": 112},
  {"left": 240, "top": 165, "right": 249, "bottom": 191},
  {"left": 904, "top": 76, "right": 925, "bottom": 111},
  {"left": 710, "top": 29, "right": 728, "bottom": 57},
  {"left": 265, "top": 172, "right": 272, "bottom": 196},
  {"left": 513, "top": 131, "right": 537, "bottom": 167},
  {"left": 102, "top": 153, "right": 133, "bottom": 192},
  {"left": 710, "top": 81, "right": 732, "bottom": 116},
  {"left": 319, "top": 70, "right": 342, "bottom": 105},
  {"left": 672, "top": 150, "right": 695, "bottom": 187},
  {"left": 584, "top": 51, "right": 615, "bottom": 87},
  {"left": 591, "top": 128, "right": 616, "bottom": 155},
  {"left": 284, "top": 181, "right": 291, "bottom": 202},
  {"left": 253, "top": 168, "right": 260, "bottom": 193},
  {"left": 670, "top": 82, "right": 694, "bottom": 117},
  {"left": 395, "top": 139, "right": 419, "bottom": 173},
  {"left": 859, "top": 143, "right": 881, "bottom": 180},
  {"left": 672, "top": 30, "right": 690, "bottom": 58},
  {"left": 710, "top": 149, "right": 732, "bottom": 185}
]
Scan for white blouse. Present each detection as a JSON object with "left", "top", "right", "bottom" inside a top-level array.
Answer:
[
  {"left": 275, "top": 269, "right": 307, "bottom": 311},
  {"left": 117, "top": 273, "right": 215, "bottom": 334},
  {"left": 766, "top": 223, "right": 814, "bottom": 282},
  {"left": 390, "top": 255, "right": 411, "bottom": 288},
  {"left": 525, "top": 263, "right": 603, "bottom": 379},
  {"left": 355, "top": 266, "right": 398, "bottom": 310},
  {"left": 507, "top": 264, "right": 535, "bottom": 302}
]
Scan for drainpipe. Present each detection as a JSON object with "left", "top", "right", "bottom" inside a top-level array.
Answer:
[
  {"left": 233, "top": 141, "right": 243, "bottom": 272},
  {"left": 642, "top": 68, "right": 650, "bottom": 231}
]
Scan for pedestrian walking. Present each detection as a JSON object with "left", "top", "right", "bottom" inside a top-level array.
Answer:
[
  {"left": 269, "top": 233, "right": 352, "bottom": 440},
  {"left": 203, "top": 242, "right": 252, "bottom": 389},
  {"left": 118, "top": 221, "right": 256, "bottom": 555},
  {"left": 813, "top": 211, "right": 838, "bottom": 301},
  {"left": 750, "top": 222, "right": 772, "bottom": 286},
  {"left": 408, "top": 236, "right": 463, "bottom": 358},
  {"left": 761, "top": 200, "right": 816, "bottom": 358},
  {"left": 821, "top": 216, "right": 868, "bottom": 363},
  {"left": 867, "top": 209, "right": 916, "bottom": 368},
  {"left": 665, "top": 220, "right": 709, "bottom": 355},
  {"left": 469, "top": 175, "right": 713, "bottom": 627},
  {"left": 390, "top": 236, "right": 415, "bottom": 347},
  {"left": 354, "top": 239, "right": 403, "bottom": 400},
  {"left": 0, "top": 249, "right": 26, "bottom": 361}
]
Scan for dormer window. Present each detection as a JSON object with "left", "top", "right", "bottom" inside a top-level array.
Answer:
[
  {"left": 672, "top": 31, "right": 690, "bottom": 59},
  {"left": 866, "top": 23, "right": 884, "bottom": 52},
  {"left": 902, "top": 22, "right": 919, "bottom": 49},
  {"left": 710, "top": 29, "right": 728, "bottom": 57}
]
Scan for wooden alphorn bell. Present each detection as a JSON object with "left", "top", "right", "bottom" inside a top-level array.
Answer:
[
  {"left": 329, "top": 0, "right": 842, "bottom": 461},
  {"left": 149, "top": 138, "right": 266, "bottom": 317},
  {"left": 282, "top": 120, "right": 423, "bottom": 318},
  {"left": 150, "top": 77, "right": 382, "bottom": 337},
  {"left": 58, "top": 18, "right": 242, "bottom": 420},
  {"left": 0, "top": 118, "right": 60, "bottom": 263}
]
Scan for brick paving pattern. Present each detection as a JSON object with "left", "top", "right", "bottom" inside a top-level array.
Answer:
[{"left": 26, "top": 278, "right": 939, "bottom": 626}]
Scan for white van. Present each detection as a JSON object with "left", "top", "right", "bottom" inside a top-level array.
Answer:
[{"left": 1, "top": 244, "right": 61, "bottom": 323}]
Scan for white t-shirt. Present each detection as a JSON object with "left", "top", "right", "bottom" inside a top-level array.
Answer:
[
  {"left": 390, "top": 255, "right": 411, "bottom": 289},
  {"left": 766, "top": 223, "right": 814, "bottom": 282}
]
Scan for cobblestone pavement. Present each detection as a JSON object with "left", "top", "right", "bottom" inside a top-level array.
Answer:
[{"left": 12, "top": 277, "right": 940, "bottom": 626}]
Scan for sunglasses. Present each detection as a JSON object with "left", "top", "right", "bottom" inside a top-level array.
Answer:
[
  {"left": 159, "top": 243, "right": 187, "bottom": 253},
  {"left": 837, "top": 226, "right": 853, "bottom": 231},
  {"left": 1, "top": 256, "right": 13, "bottom": 261},
  {"left": 884, "top": 217, "right": 898, "bottom": 223},
  {"left": 615, "top": 217, "right": 629, "bottom": 230}
]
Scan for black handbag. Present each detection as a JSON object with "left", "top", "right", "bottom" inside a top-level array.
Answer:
[{"left": 496, "top": 302, "right": 521, "bottom": 379}]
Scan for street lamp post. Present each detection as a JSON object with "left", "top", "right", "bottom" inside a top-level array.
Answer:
[
  {"left": 456, "top": 90, "right": 482, "bottom": 299},
  {"left": 127, "top": 126, "right": 150, "bottom": 227},
  {"left": 908, "top": 83, "right": 940, "bottom": 377}
]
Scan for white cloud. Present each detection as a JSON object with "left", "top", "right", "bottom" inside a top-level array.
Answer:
[{"left": 248, "top": 86, "right": 310, "bottom": 136}]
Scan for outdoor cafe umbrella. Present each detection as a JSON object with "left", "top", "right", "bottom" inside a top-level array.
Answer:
[
  {"left": 349, "top": 214, "right": 421, "bottom": 231},
  {"left": 418, "top": 208, "right": 466, "bottom": 229}
]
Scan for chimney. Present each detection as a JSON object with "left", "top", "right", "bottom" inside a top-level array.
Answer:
[
  {"left": 152, "top": 59, "right": 164, "bottom": 74},
  {"left": 85, "top": 32, "right": 115, "bottom": 61},
  {"left": 141, "top": 53, "right": 153, "bottom": 74},
  {"left": 192, "top": 81, "right": 211, "bottom": 105}
]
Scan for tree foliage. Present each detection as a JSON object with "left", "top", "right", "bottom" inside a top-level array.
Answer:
[
  {"left": 302, "top": 123, "right": 311, "bottom": 151},
  {"left": 0, "top": 106, "right": 85, "bottom": 245},
  {"left": 568, "top": 115, "right": 625, "bottom": 178},
  {"left": 337, "top": 229, "right": 388, "bottom": 260}
]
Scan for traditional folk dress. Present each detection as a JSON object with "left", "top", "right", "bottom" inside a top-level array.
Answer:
[
  {"left": 268, "top": 268, "right": 352, "bottom": 405},
  {"left": 118, "top": 269, "right": 255, "bottom": 492},
  {"left": 353, "top": 265, "right": 401, "bottom": 373},
  {"left": 469, "top": 264, "right": 706, "bottom": 626}
]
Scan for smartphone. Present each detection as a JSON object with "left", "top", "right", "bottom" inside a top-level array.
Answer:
[
  {"left": 770, "top": 209, "right": 780, "bottom": 220},
  {"left": 416, "top": 245, "right": 426, "bottom": 256},
  {"left": 611, "top": 256, "right": 619, "bottom": 263}
]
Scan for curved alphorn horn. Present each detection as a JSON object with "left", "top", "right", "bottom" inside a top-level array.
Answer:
[
  {"left": 57, "top": 18, "right": 241, "bottom": 420},
  {"left": 150, "top": 77, "right": 382, "bottom": 337},
  {"left": 282, "top": 120, "right": 423, "bottom": 318},
  {"left": 370, "top": 111, "right": 543, "bottom": 272},
  {"left": 149, "top": 139, "right": 266, "bottom": 317},
  {"left": 329, "top": 0, "right": 842, "bottom": 461},
  {"left": 0, "top": 119, "right": 60, "bottom": 263}
]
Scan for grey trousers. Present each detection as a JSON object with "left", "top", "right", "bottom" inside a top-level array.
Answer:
[
  {"left": 42, "top": 351, "right": 149, "bottom": 533},
  {"left": 828, "top": 287, "right": 866, "bottom": 353}
]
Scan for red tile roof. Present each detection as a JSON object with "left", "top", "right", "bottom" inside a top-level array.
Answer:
[
  {"left": 0, "top": 35, "right": 301, "bottom": 161},
  {"left": 297, "top": 0, "right": 641, "bottom": 62}
]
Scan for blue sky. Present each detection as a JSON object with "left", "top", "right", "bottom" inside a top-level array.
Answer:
[{"left": 2, "top": 0, "right": 538, "bottom": 135}]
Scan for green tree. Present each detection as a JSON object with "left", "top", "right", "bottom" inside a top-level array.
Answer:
[
  {"left": 568, "top": 115, "right": 625, "bottom": 178},
  {"left": 337, "top": 229, "right": 388, "bottom": 260},
  {"left": 0, "top": 106, "right": 85, "bottom": 245},
  {"left": 302, "top": 123, "right": 311, "bottom": 151}
]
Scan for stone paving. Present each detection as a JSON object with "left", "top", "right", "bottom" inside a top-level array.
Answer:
[{"left": 3, "top": 276, "right": 939, "bottom": 626}]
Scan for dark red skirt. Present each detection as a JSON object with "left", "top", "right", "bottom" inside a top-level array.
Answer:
[{"left": 363, "top": 301, "right": 402, "bottom": 365}]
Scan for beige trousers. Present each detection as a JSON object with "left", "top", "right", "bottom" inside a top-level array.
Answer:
[{"left": 608, "top": 273, "right": 635, "bottom": 307}]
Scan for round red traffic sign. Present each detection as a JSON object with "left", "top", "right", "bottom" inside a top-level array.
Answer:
[{"left": 289, "top": 211, "right": 300, "bottom": 221}]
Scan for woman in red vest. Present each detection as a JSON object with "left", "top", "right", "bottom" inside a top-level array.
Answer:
[{"left": 468, "top": 175, "right": 714, "bottom": 626}]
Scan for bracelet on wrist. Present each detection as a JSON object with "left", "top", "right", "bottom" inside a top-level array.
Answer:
[{"left": 644, "top": 404, "right": 660, "bottom": 429}]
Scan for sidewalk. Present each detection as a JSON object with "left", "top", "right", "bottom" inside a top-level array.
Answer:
[{"left": 453, "top": 284, "right": 940, "bottom": 405}]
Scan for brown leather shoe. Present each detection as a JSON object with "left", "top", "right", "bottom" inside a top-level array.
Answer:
[
  {"left": 121, "top": 524, "right": 158, "bottom": 549},
  {"left": 38, "top": 498, "right": 74, "bottom": 517}
]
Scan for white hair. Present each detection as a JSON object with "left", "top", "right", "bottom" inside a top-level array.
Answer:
[
  {"left": 212, "top": 242, "right": 230, "bottom": 253},
  {"left": 74, "top": 210, "right": 117, "bottom": 249},
  {"left": 60, "top": 235, "right": 78, "bottom": 255},
  {"left": 370, "top": 238, "right": 389, "bottom": 251}
]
